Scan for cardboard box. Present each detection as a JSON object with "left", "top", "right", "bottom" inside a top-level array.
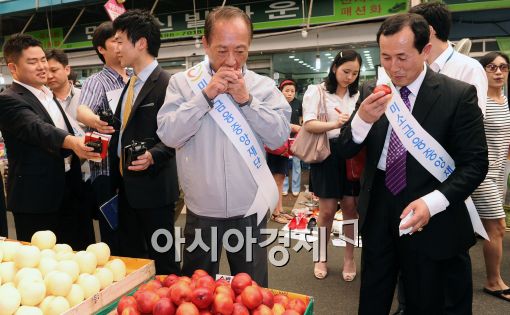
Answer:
[{"left": 63, "top": 257, "right": 155, "bottom": 314}]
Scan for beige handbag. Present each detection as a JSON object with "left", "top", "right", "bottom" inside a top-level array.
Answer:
[{"left": 290, "top": 84, "right": 331, "bottom": 163}]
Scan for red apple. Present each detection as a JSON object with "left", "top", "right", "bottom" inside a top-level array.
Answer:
[
  {"left": 231, "top": 273, "right": 252, "bottom": 296},
  {"left": 121, "top": 306, "right": 141, "bottom": 315},
  {"left": 146, "top": 279, "right": 163, "bottom": 290},
  {"left": 199, "top": 310, "right": 213, "bottom": 315},
  {"left": 252, "top": 304, "right": 273, "bottom": 315},
  {"left": 117, "top": 295, "right": 137, "bottom": 314},
  {"left": 282, "top": 310, "right": 300, "bottom": 315},
  {"left": 232, "top": 303, "right": 250, "bottom": 315},
  {"left": 260, "top": 288, "right": 274, "bottom": 308},
  {"left": 212, "top": 293, "right": 234, "bottom": 315},
  {"left": 153, "top": 298, "right": 176, "bottom": 315},
  {"left": 190, "top": 287, "right": 214, "bottom": 310},
  {"left": 373, "top": 84, "right": 391, "bottom": 95},
  {"left": 176, "top": 302, "right": 199, "bottom": 315},
  {"left": 163, "top": 274, "right": 180, "bottom": 288},
  {"left": 235, "top": 294, "right": 243, "bottom": 304},
  {"left": 192, "top": 269, "right": 209, "bottom": 280},
  {"left": 216, "top": 279, "right": 230, "bottom": 287},
  {"left": 170, "top": 281, "right": 193, "bottom": 305},
  {"left": 273, "top": 294, "right": 289, "bottom": 308},
  {"left": 156, "top": 275, "right": 167, "bottom": 283},
  {"left": 273, "top": 303, "right": 286, "bottom": 315},
  {"left": 287, "top": 299, "right": 306, "bottom": 315},
  {"left": 215, "top": 285, "right": 236, "bottom": 301},
  {"left": 195, "top": 275, "right": 216, "bottom": 292},
  {"left": 135, "top": 290, "right": 160, "bottom": 314},
  {"left": 179, "top": 276, "right": 192, "bottom": 284},
  {"left": 156, "top": 287, "right": 171, "bottom": 298},
  {"left": 240, "top": 285, "right": 263, "bottom": 310}
]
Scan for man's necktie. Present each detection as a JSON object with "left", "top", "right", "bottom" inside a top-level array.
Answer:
[
  {"left": 385, "top": 86, "right": 411, "bottom": 195},
  {"left": 120, "top": 75, "right": 137, "bottom": 175},
  {"left": 121, "top": 75, "right": 138, "bottom": 130}
]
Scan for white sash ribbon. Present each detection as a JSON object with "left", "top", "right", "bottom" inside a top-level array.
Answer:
[
  {"left": 378, "top": 68, "right": 488, "bottom": 240},
  {"left": 184, "top": 61, "right": 278, "bottom": 225}
]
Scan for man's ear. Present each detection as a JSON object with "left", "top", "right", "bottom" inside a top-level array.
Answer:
[
  {"left": 65, "top": 65, "right": 71, "bottom": 76},
  {"left": 7, "top": 62, "right": 17, "bottom": 76},
  {"left": 136, "top": 37, "right": 147, "bottom": 52}
]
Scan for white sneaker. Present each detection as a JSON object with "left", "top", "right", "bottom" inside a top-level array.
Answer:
[
  {"left": 292, "top": 192, "right": 300, "bottom": 197},
  {"left": 282, "top": 191, "right": 288, "bottom": 196}
]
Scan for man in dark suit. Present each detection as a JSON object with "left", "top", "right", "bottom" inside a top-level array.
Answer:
[
  {"left": 0, "top": 34, "right": 99, "bottom": 248},
  {"left": 108, "top": 10, "right": 179, "bottom": 275},
  {"left": 338, "top": 14, "right": 488, "bottom": 314}
]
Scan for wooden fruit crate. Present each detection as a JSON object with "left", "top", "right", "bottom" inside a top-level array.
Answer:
[{"left": 63, "top": 256, "right": 155, "bottom": 314}]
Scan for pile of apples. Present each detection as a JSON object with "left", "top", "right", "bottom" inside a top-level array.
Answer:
[
  {"left": 0, "top": 230, "right": 127, "bottom": 315},
  {"left": 117, "top": 270, "right": 308, "bottom": 315}
]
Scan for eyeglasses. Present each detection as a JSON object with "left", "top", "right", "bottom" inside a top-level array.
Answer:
[{"left": 485, "top": 63, "right": 509, "bottom": 73}]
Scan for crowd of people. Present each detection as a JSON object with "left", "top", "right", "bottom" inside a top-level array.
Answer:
[{"left": 0, "top": 2, "right": 508, "bottom": 314}]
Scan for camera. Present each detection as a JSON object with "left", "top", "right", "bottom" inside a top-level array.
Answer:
[
  {"left": 124, "top": 140, "right": 147, "bottom": 169},
  {"left": 98, "top": 108, "right": 114, "bottom": 126},
  {"left": 85, "top": 138, "right": 103, "bottom": 153}
]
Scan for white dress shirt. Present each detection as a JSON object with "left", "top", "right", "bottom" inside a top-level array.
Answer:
[
  {"left": 350, "top": 65, "right": 450, "bottom": 217},
  {"left": 14, "top": 80, "right": 72, "bottom": 171},
  {"left": 429, "top": 44, "right": 487, "bottom": 117}
]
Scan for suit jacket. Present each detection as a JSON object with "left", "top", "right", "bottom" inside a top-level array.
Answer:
[
  {"left": 0, "top": 82, "right": 82, "bottom": 214},
  {"left": 339, "top": 69, "right": 488, "bottom": 259},
  {"left": 109, "top": 65, "right": 178, "bottom": 209}
]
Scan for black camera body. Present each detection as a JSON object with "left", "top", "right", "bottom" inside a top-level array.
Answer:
[
  {"left": 124, "top": 140, "right": 147, "bottom": 169},
  {"left": 85, "top": 138, "right": 103, "bottom": 153},
  {"left": 99, "top": 109, "right": 114, "bottom": 126}
]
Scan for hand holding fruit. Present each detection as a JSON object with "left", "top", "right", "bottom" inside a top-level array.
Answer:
[{"left": 357, "top": 84, "right": 393, "bottom": 123}]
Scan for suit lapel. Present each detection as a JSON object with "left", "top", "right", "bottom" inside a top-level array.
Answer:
[
  {"left": 412, "top": 68, "right": 441, "bottom": 125},
  {"left": 127, "top": 66, "right": 160, "bottom": 124},
  {"left": 11, "top": 82, "right": 53, "bottom": 124}
]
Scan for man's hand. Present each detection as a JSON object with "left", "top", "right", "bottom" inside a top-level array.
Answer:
[
  {"left": 64, "top": 136, "right": 102, "bottom": 160},
  {"left": 400, "top": 199, "right": 431, "bottom": 234},
  {"left": 93, "top": 115, "right": 115, "bottom": 134},
  {"left": 128, "top": 150, "right": 154, "bottom": 171},
  {"left": 357, "top": 91, "right": 393, "bottom": 123},
  {"left": 203, "top": 66, "right": 239, "bottom": 100},
  {"left": 226, "top": 69, "right": 250, "bottom": 105}
]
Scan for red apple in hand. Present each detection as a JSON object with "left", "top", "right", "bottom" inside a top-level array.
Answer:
[
  {"left": 153, "top": 298, "right": 176, "bottom": 315},
  {"left": 241, "top": 285, "right": 263, "bottom": 310},
  {"left": 176, "top": 302, "right": 199, "bottom": 315},
  {"left": 373, "top": 84, "right": 391, "bottom": 95},
  {"left": 135, "top": 290, "right": 160, "bottom": 314},
  {"left": 190, "top": 287, "right": 214, "bottom": 310},
  {"left": 231, "top": 273, "right": 252, "bottom": 296},
  {"left": 117, "top": 295, "right": 137, "bottom": 314}
]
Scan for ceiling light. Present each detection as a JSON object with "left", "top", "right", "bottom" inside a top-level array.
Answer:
[
  {"left": 325, "top": 53, "right": 332, "bottom": 56},
  {"left": 363, "top": 50, "right": 370, "bottom": 53},
  {"left": 315, "top": 54, "right": 321, "bottom": 70},
  {"left": 289, "top": 55, "right": 295, "bottom": 59},
  {"left": 299, "top": 61, "right": 304, "bottom": 64},
  {"left": 294, "top": 58, "right": 299, "bottom": 61}
]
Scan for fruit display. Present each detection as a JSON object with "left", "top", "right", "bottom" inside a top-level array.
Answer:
[
  {"left": 0, "top": 230, "right": 128, "bottom": 314},
  {"left": 115, "top": 270, "right": 312, "bottom": 315}
]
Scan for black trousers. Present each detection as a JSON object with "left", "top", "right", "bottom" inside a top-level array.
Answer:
[
  {"left": 182, "top": 211, "right": 268, "bottom": 287},
  {"left": 90, "top": 175, "right": 120, "bottom": 255},
  {"left": 359, "top": 170, "right": 472, "bottom": 315},
  {"left": 0, "top": 179, "right": 7, "bottom": 236},
  {"left": 13, "top": 173, "right": 95, "bottom": 250},
  {"left": 117, "top": 185, "right": 180, "bottom": 275}
]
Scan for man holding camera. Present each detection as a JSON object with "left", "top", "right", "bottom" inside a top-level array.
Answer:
[
  {"left": 0, "top": 34, "right": 100, "bottom": 248},
  {"left": 109, "top": 10, "right": 179, "bottom": 275}
]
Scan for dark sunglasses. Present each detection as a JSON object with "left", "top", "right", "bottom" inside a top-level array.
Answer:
[{"left": 485, "top": 63, "right": 509, "bottom": 73}]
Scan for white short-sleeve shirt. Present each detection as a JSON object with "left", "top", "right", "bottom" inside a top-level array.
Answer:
[{"left": 302, "top": 83, "right": 359, "bottom": 139}]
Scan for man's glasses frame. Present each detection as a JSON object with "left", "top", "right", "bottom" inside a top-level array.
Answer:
[{"left": 485, "top": 63, "right": 509, "bottom": 73}]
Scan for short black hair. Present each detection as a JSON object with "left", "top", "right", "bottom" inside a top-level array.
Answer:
[
  {"left": 205, "top": 6, "right": 253, "bottom": 43},
  {"left": 3, "top": 34, "right": 42, "bottom": 64},
  {"left": 113, "top": 9, "right": 161, "bottom": 58},
  {"left": 377, "top": 13, "right": 430, "bottom": 54},
  {"left": 92, "top": 21, "right": 115, "bottom": 64},
  {"left": 45, "top": 49, "right": 69, "bottom": 66},
  {"left": 479, "top": 51, "right": 510, "bottom": 68},
  {"left": 409, "top": 2, "right": 451, "bottom": 42},
  {"left": 324, "top": 50, "right": 362, "bottom": 97}
]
